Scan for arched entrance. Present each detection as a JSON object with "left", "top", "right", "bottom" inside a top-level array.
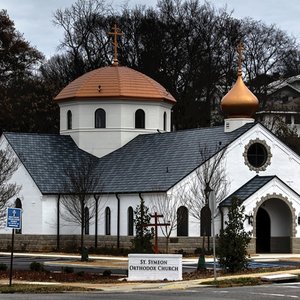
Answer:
[{"left": 255, "top": 198, "right": 293, "bottom": 253}]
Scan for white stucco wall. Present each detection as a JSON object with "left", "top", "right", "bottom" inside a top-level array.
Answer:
[
  {"left": 59, "top": 100, "right": 173, "bottom": 157},
  {"left": 0, "top": 136, "right": 43, "bottom": 234},
  {"left": 225, "top": 123, "right": 300, "bottom": 195}
]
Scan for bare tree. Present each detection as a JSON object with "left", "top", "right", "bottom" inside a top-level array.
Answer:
[
  {"left": 0, "top": 147, "right": 21, "bottom": 220},
  {"left": 61, "top": 156, "right": 102, "bottom": 255},
  {"left": 151, "top": 191, "right": 185, "bottom": 253},
  {"left": 183, "top": 144, "right": 229, "bottom": 251}
]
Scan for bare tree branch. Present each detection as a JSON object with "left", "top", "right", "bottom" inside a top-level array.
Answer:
[
  {"left": 0, "top": 147, "right": 21, "bottom": 220},
  {"left": 60, "top": 155, "right": 103, "bottom": 251}
]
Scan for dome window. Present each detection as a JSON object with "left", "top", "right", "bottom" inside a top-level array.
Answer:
[
  {"left": 135, "top": 109, "right": 145, "bottom": 129},
  {"left": 67, "top": 110, "right": 72, "bottom": 130},
  {"left": 163, "top": 112, "right": 167, "bottom": 131},
  {"left": 95, "top": 108, "right": 106, "bottom": 128}
]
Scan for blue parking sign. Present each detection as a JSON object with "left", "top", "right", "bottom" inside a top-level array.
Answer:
[{"left": 6, "top": 208, "right": 22, "bottom": 229}]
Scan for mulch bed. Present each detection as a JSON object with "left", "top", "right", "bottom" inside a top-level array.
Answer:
[
  {"left": 0, "top": 265, "right": 299, "bottom": 284},
  {"left": 0, "top": 270, "right": 121, "bottom": 283}
]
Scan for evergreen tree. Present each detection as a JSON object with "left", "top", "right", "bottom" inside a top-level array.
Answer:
[
  {"left": 217, "top": 197, "right": 251, "bottom": 273},
  {"left": 131, "top": 199, "right": 153, "bottom": 253}
]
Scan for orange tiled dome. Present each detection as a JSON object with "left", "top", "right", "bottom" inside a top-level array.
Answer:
[{"left": 54, "top": 65, "right": 176, "bottom": 104}]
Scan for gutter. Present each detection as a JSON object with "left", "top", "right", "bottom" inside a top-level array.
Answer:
[{"left": 116, "top": 193, "right": 121, "bottom": 249}]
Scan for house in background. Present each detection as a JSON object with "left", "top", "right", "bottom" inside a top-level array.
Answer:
[{"left": 257, "top": 75, "right": 300, "bottom": 134}]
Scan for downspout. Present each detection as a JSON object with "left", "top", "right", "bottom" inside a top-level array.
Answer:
[
  {"left": 139, "top": 193, "right": 144, "bottom": 237},
  {"left": 116, "top": 193, "right": 121, "bottom": 249},
  {"left": 94, "top": 194, "right": 99, "bottom": 248},
  {"left": 57, "top": 194, "right": 60, "bottom": 251},
  {"left": 219, "top": 206, "right": 224, "bottom": 231}
]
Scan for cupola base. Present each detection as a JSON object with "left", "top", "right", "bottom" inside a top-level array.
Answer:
[{"left": 224, "top": 118, "right": 254, "bottom": 132}]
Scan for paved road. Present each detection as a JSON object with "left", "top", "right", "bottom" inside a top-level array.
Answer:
[{"left": 0, "top": 283, "right": 300, "bottom": 299}]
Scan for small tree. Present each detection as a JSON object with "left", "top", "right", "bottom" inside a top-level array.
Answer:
[
  {"left": 61, "top": 156, "right": 101, "bottom": 259},
  {"left": 151, "top": 190, "right": 186, "bottom": 253},
  {"left": 131, "top": 198, "right": 153, "bottom": 253},
  {"left": 0, "top": 147, "right": 21, "bottom": 220},
  {"left": 217, "top": 197, "right": 251, "bottom": 273},
  {"left": 184, "top": 144, "right": 229, "bottom": 251}
]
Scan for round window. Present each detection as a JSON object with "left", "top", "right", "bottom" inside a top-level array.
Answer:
[
  {"left": 247, "top": 143, "right": 267, "bottom": 168},
  {"left": 243, "top": 139, "right": 272, "bottom": 172}
]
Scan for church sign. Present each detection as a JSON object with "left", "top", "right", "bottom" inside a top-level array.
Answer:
[{"left": 128, "top": 254, "right": 182, "bottom": 281}]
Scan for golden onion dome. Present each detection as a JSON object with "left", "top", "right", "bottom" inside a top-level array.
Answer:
[{"left": 221, "top": 72, "right": 259, "bottom": 118}]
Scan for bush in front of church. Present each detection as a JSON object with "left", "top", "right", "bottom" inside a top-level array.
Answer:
[
  {"left": 217, "top": 196, "right": 251, "bottom": 273},
  {"left": 131, "top": 199, "right": 154, "bottom": 253}
]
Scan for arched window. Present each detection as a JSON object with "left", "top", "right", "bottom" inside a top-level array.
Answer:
[
  {"left": 15, "top": 198, "right": 22, "bottom": 234},
  {"left": 67, "top": 110, "right": 72, "bottom": 130},
  {"left": 128, "top": 206, "right": 134, "bottom": 236},
  {"left": 95, "top": 108, "right": 106, "bottom": 128},
  {"left": 200, "top": 205, "right": 211, "bottom": 237},
  {"left": 163, "top": 112, "right": 167, "bottom": 131},
  {"left": 135, "top": 109, "right": 145, "bottom": 129},
  {"left": 84, "top": 206, "right": 89, "bottom": 235},
  {"left": 177, "top": 206, "right": 188, "bottom": 236},
  {"left": 105, "top": 207, "right": 111, "bottom": 235}
]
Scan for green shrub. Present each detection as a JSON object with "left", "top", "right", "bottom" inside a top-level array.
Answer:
[
  {"left": 0, "top": 263, "right": 7, "bottom": 271},
  {"left": 102, "top": 269, "right": 112, "bottom": 277},
  {"left": 62, "top": 266, "right": 74, "bottom": 274},
  {"left": 76, "top": 271, "right": 85, "bottom": 276},
  {"left": 30, "top": 261, "right": 43, "bottom": 272},
  {"left": 217, "top": 196, "right": 251, "bottom": 273}
]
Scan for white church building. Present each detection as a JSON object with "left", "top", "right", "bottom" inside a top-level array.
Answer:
[{"left": 1, "top": 54, "right": 300, "bottom": 254}]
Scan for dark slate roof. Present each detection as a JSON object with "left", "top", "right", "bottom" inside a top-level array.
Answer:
[
  {"left": 96, "top": 123, "right": 255, "bottom": 193},
  {"left": 4, "top": 123, "right": 255, "bottom": 195},
  {"left": 4, "top": 132, "right": 97, "bottom": 194},
  {"left": 220, "top": 175, "right": 276, "bottom": 207}
]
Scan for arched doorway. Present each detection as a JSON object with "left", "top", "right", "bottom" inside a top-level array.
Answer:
[
  {"left": 255, "top": 198, "right": 292, "bottom": 253},
  {"left": 256, "top": 207, "right": 270, "bottom": 253}
]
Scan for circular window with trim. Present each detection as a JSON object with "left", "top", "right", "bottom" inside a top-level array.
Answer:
[{"left": 243, "top": 139, "right": 272, "bottom": 172}]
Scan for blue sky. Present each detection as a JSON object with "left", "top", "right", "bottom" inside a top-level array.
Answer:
[{"left": 1, "top": 0, "right": 300, "bottom": 58}]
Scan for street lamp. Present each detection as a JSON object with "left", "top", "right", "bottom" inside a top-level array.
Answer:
[{"left": 205, "top": 185, "right": 217, "bottom": 282}]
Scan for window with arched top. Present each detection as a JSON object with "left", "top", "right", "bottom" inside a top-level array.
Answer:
[
  {"left": 135, "top": 109, "right": 145, "bottom": 129},
  {"left": 177, "top": 206, "right": 188, "bottom": 236},
  {"left": 128, "top": 206, "right": 134, "bottom": 236},
  {"left": 15, "top": 198, "right": 22, "bottom": 234},
  {"left": 95, "top": 108, "right": 106, "bottom": 128},
  {"left": 67, "top": 110, "right": 72, "bottom": 130},
  {"left": 84, "top": 206, "right": 89, "bottom": 235},
  {"left": 163, "top": 112, "right": 167, "bottom": 131},
  {"left": 105, "top": 207, "right": 111, "bottom": 235}
]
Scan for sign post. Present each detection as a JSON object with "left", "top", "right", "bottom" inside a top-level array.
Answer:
[
  {"left": 208, "top": 190, "right": 217, "bottom": 282},
  {"left": 6, "top": 208, "right": 22, "bottom": 286}
]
